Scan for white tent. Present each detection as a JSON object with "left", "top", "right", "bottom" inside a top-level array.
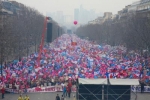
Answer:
[
  {"left": 78, "top": 78, "right": 107, "bottom": 85},
  {"left": 109, "top": 79, "right": 139, "bottom": 85},
  {"left": 78, "top": 78, "right": 139, "bottom": 85}
]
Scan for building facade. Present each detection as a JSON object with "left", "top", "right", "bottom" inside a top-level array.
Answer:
[
  {"left": 128, "top": 1, "right": 141, "bottom": 12},
  {"left": 137, "top": 0, "right": 150, "bottom": 12},
  {"left": 74, "top": 9, "right": 79, "bottom": 21},
  {"left": 88, "top": 12, "right": 112, "bottom": 24}
]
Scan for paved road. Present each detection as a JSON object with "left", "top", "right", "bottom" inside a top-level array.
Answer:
[
  {"left": 1, "top": 92, "right": 75, "bottom": 100},
  {"left": 0, "top": 92, "right": 150, "bottom": 100},
  {"left": 131, "top": 92, "right": 150, "bottom": 100}
]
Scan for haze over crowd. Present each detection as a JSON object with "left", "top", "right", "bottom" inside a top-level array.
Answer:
[{"left": 13, "top": 0, "right": 139, "bottom": 26}]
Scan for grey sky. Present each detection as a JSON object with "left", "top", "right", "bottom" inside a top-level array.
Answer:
[{"left": 14, "top": 0, "right": 139, "bottom": 15}]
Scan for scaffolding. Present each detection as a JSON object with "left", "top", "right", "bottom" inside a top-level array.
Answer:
[{"left": 76, "top": 78, "right": 139, "bottom": 100}]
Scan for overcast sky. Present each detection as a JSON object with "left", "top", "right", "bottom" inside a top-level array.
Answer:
[{"left": 14, "top": 0, "right": 139, "bottom": 15}]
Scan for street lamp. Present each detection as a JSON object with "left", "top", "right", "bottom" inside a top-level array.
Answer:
[{"left": 58, "top": 26, "right": 59, "bottom": 37}]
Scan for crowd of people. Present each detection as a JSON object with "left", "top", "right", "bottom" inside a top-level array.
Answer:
[{"left": 0, "top": 34, "right": 150, "bottom": 91}]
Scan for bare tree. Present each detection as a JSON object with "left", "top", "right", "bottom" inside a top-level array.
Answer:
[
  {"left": 76, "top": 12, "right": 150, "bottom": 53},
  {"left": 0, "top": 1, "right": 63, "bottom": 63}
]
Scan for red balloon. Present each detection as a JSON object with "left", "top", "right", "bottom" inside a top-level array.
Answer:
[{"left": 74, "top": 21, "right": 78, "bottom": 25}]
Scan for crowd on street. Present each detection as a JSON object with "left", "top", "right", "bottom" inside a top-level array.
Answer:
[{"left": 0, "top": 34, "right": 150, "bottom": 91}]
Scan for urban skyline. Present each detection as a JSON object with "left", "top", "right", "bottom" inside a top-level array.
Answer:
[
  {"left": 46, "top": 5, "right": 103, "bottom": 28},
  {"left": 14, "top": 0, "right": 139, "bottom": 15},
  {"left": 12, "top": 0, "right": 140, "bottom": 28}
]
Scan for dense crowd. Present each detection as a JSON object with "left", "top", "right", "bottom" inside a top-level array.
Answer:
[{"left": 0, "top": 34, "right": 150, "bottom": 90}]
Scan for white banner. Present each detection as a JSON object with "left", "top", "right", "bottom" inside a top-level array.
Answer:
[
  {"left": 131, "top": 86, "right": 150, "bottom": 92},
  {"left": 6, "top": 86, "right": 76, "bottom": 93},
  {"left": 6, "top": 85, "right": 150, "bottom": 93}
]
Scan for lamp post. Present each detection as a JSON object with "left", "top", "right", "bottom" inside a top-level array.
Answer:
[
  {"left": 16, "top": 12, "right": 21, "bottom": 60},
  {"left": 58, "top": 26, "right": 59, "bottom": 37},
  {"left": 35, "top": 34, "right": 37, "bottom": 53},
  {"left": 61, "top": 28, "right": 62, "bottom": 35}
]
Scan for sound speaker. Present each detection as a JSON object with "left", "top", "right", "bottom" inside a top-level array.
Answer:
[{"left": 46, "top": 23, "right": 52, "bottom": 43}]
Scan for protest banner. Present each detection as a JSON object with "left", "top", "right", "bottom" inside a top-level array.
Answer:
[{"left": 6, "top": 85, "right": 76, "bottom": 93}]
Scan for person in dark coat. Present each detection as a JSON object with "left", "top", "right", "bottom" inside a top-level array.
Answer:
[
  {"left": 140, "top": 80, "right": 145, "bottom": 93},
  {"left": 61, "top": 95, "right": 64, "bottom": 100},
  {"left": 67, "top": 87, "right": 71, "bottom": 98},
  {"left": 55, "top": 94, "right": 60, "bottom": 100}
]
